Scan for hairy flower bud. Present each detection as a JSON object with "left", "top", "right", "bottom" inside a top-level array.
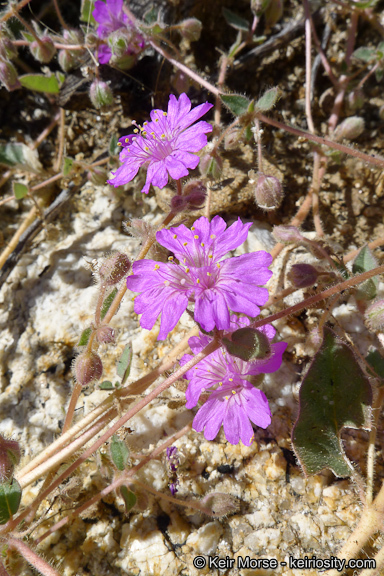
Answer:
[
  {"left": 347, "top": 89, "right": 364, "bottom": 112},
  {"left": 287, "top": 263, "right": 319, "bottom": 288},
  {"left": 0, "top": 435, "right": 21, "bottom": 481},
  {"left": 89, "top": 79, "right": 114, "bottom": 109},
  {"left": 365, "top": 299, "right": 384, "bottom": 331},
  {"left": 169, "top": 180, "right": 207, "bottom": 212},
  {"left": 223, "top": 327, "right": 271, "bottom": 362},
  {"left": 199, "top": 153, "right": 223, "bottom": 179},
  {"left": 0, "top": 38, "right": 17, "bottom": 60},
  {"left": 0, "top": 58, "right": 20, "bottom": 91},
  {"left": 334, "top": 116, "right": 364, "bottom": 141},
  {"left": 250, "top": 171, "right": 284, "bottom": 211},
  {"left": 224, "top": 126, "right": 243, "bottom": 150},
  {"left": 264, "top": 0, "right": 283, "bottom": 29},
  {"left": 95, "top": 325, "right": 115, "bottom": 344},
  {"left": 178, "top": 18, "right": 202, "bottom": 41},
  {"left": 99, "top": 252, "right": 131, "bottom": 285},
  {"left": 88, "top": 167, "right": 108, "bottom": 185},
  {"left": 30, "top": 36, "right": 56, "bottom": 63},
  {"left": 74, "top": 352, "right": 103, "bottom": 386},
  {"left": 201, "top": 492, "right": 240, "bottom": 518},
  {"left": 108, "top": 29, "right": 131, "bottom": 59},
  {"left": 58, "top": 49, "right": 76, "bottom": 72},
  {"left": 272, "top": 225, "right": 304, "bottom": 244}
]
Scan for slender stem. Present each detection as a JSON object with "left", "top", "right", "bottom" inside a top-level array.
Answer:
[
  {"left": 13, "top": 40, "right": 86, "bottom": 50},
  {"left": 0, "top": 207, "right": 38, "bottom": 270},
  {"left": 254, "top": 119, "right": 263, "bottom": 171},
  {"left": 0, "top": 0, "right": 32, "bottom": 23},
  {"left": 270, "top": 190, "right": 313, "bottom": 260},
  {"left": 311, "top": 152, "right": 324, "bottom": 237},
  {"left": 53, "top": 109, "right": 65, "bottom": 173},
  {"left": 35, "top": 422, "right": 194, "bottom": 543},
  {"left": 256, "top": 113, "right": 384, "bottom": 169},
  {"left": 307, "top": 6, "right": 338, "bottom": 86},
  {"left": 31, "top": 111, "right": 61, "bottom": 151},
  {"left": 344, "top": 237, "right": 384, "bottom": 263},
  {"left": 14, "top": 12, "right": 41, "bottom": 45},
  {"left": 8, "top": 537, "right": 61, "bottom": 576},
  {"left": 366, "top": 387, "right": 384, "bottom": 505},
  {"left": 52, "top": 0, "right": 68, "bottom": 30},
  {"left": 303, "top": 0, "right": 315, "bottom": 134},
  {"left": 62, "top": 382, "right": 83, "bottom": 434}
]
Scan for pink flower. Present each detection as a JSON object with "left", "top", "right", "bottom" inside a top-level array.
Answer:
[
  {"left": 93, "top": 0, "right": 129, "bottom": 39},
  {"left": 180, "top": 316, "right": 287, "bottom": 445},
  {"left": 108, "top": 93, "right": 213, "bottom": 193},
  {"left": 126, "top": 216, "right": 273, "bottom": 340}
]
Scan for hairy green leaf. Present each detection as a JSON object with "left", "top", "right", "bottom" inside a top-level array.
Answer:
[
  {"left": 0, "top": 479, "right": 22, "bottom": 524},
  {"left": 0, "top": 143, "right": 42, "bottom": 172},
  {"left": 110, "top": 435, "right": 129, "bottom": 471},
  {"left": 221, "top": 94, "right": 251, "bottom": 117},
  {"left": 120, "top": 485, "right": 137, "bottom": 512},
  {"left": 13, "top": 182, "right": 28, "bottom": 200},
  {"left": 116, "top": 342, "right": 133, "bottom": 384},
  {"left": 20, "top": 74, "right": 60, "bottom": 94},
  {"left": 292, "top": 327, "right": 372, "bottom": 477},
  {"left": 77, "top": 327, "right": 92, "bottom": 347},
  {"left": 353, "top": 245, "right": 378, "bottom": 301},
  {"left": 255, "top": 87, "right": 280, "bottom": 112},
  {"left": 100, "top": 288, "right": 118, "bottom": 320},
  {"left": 222, "top": 7, "right": 249, "bottom": 31}
]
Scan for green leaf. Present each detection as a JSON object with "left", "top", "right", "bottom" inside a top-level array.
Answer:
[
  {"left": 352, "top": 46, "right": 376, "bottom": 62},
  {"left": 0, "top": 143, "right": 42, "bottom": 172},
  {"left": 222, "top": 7, "right": 249, "bottom": 31},
  {"left": 255, "top": 87, "right": 281, "bottom": 112},
  {"left": 100, "top": 287, "right": 118, "bottom": 320},
  {"left": 366, "top": 349, "right": 384, "bottom": 380},
  {"left": 80, "top": 0, "right": 96, "bottom": 24},
  {"left": 99, "top": 381, "right": 114, "bottom": 390},
  {"left": 13, "top": 182, "right": 28, "bottom": 200},
  {"left": 143, "top": 5, "right": 159, "bottom": 24},
  {"left": 77, "top": 327, "right": 93, "bottom": 347},
  {"left": 221, "top": 94, "right": 252, "bottom": 117},
  {"left": 120, "top": 485, "right": 137, "bottom": 512},
  {"left": 116, "top": 342, "right": 132, "bottom": 384},
  {"left": 63, "top": 157, "right": 74, "bottom": 177},
  {"left": 19, "top": 74, "right": 60, "bottom": 94},
  {"left": 0, "top": 479, "right": 22, "bottom": 524},
  {"left": 56, "top": 71, "right": 66, "bottom": 85},
  {"left": 352, "top": 245, "right": 378, "bottom": 301},
  {"left": 375, "top": 67, "right": 384, "bottom": 83},
  {"left": 109, "top": 134, "right": 120, "bottom": 156},
  {"left": 292, "top": 327, "right": 372, "bottom": 477},
  {"left": 110, "top": 435, "right": 129, "bottom": 471}
]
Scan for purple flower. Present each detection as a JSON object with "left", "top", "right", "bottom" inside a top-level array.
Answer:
[
  {"left": 126, "top": 216, "right": 273, "bottom": 340},
  {"left": 166, "top": 446, "right": 180, "bottom": 495},
  {"left": 180, "top": 316, "right": 287, "bottom": 445},
  {"left": 93, "top": 0, "right": 129, "bottom": 40},
  {"left": 108, "top": 93, "right": 213, "bottom": 193}
]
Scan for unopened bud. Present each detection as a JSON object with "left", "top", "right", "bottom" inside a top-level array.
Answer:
[
  {"left": 223, "top": 327, "right": 271, "bottom": 362},
  {"left": 74, "top": 352, "right": 103, "bottom": 386},
  {"left": 347, "top": 89, "right": 364, "bottom": 112},
  {"left": 95, "top": 325, "right": 115, "bottom": 344},
  {"left": 0, "top": 38, "right": 17, "bottom": 60},
  {"left": 58, "top": 49, "right": 76, "bottom": 72},
  {"left": 0, "top": 436, "right": 21, "bottom": 481},
  {"left": 88, "top": 167, "right": 108, "bottom": 185},
  {"left": 264, "top": 0, "right": 283, "bottom": 28},
  {"left": 365, "top": 299, "right": 384, "bottom": 331},
  {"left": 288, "top": 263, "right": 319, "bottom": 288},
  {"left": 224, "top": 126, "right": 243, "bottom": 150},
  {"left": 85, "top": 32, "right": 98, "bottom": 47},
  {"left": 334, "top": 116, "right": 364, "bottom": 141},
  {"left": 99, "top": 252, "right": 131, "bottom": 285},
  {"left": 272, "top": 225, "right": 304, "bottom": 244},
  {"left": 89, "top": 80, "right": 114, "bottom": 109},
  {"left": 30, "top": 36, "right": 56, "bottom": 63},
  {"left": 201, "top": 492, "right": 240, "bottom": 517},
  {"left": 251, "top": 0, "right": 270, "bottom": 16},
  {"left": 108, "top": 29, "right": 131, "bottom": 59},
  {"left": 178, "top": 18, "right": 202, "bottom": 41},
  {"left": 199, "top": 153, "right": 223, "bottom": 179},
  {"left": 0, "top": 58, "right": 20, "bottom": 91},
  {"left": 250, "top": 170, "right": 284, "bottom": 211}
]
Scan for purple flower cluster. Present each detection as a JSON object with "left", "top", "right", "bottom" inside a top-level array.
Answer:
[
  {"left": 181, "top": 317, "right": 287, "bottom": 446},
  {"left": 126, "top": 215, "right": 273, "bottom": 340},
  {"left": 108, "top": 93, "right": 213, "bottom": 193},
  {"left": 92, "top": 0, "right": 145, "bottom": 65}
]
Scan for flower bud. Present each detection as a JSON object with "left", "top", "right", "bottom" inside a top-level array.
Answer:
[
  {"left": 108, "top": 29, "right": 132, "bottom": 59},
  {"left": 334, "top": 116, "right": 364, "bottom": 141},
  {"left": 85, "top": 32, "right": 98, "bottom": 47},
  {"left": 0, "top": 58, "right": 20, "bottom": 91},
  {"left": 365, "top": 299, "right": 384, "bottom": 331},
  {"left": 0, "top": 38, "right": 17, "bottom": 60},
  {"left": 223, "top": 327, "right": 271, "bottom": 362},
  {"left": 201, "top": 492, "right": 240, "bottom": 518},
  {"left": 74, "top": 352, "right": 103, "bottom": 386},
  {"left": 287, "top": 263, "right": 319, "bottom": 288},
  {"left": 58, "top": 49, "right": 77, "bottom": 72},
  {"left": 272, "top": 225, "right": 304, "bottom": 244},
  {"left": 199, "top": 153, "right": 223, "bottom": 179},
  {"left": 99, "top": 252, "right": 131, "bottom": 285},
  {"left": 251, "top": 0, "right": 270, "bottom": 16},
  {"left": 0, "top": 435, "right": 21, "bottom": 481},
  {"left": 178, "top": 18, "right": 202, "bottom": 41},
  {"left": 30, "top": 36, "right": 56, "bottom": 63},
  {"left": 264, "top": 0, "right": 283, "bottom": 29},
  {"left": 89, "top": 80, "right": 114, "bottom": 109},
  {"left": 347, "top": 89, "right": 364, "bottom": 112},
  {"left": 88, "top": 167, "right": 108, "bottom": 185},
  {"left": 250, "top": 171, "right": 284, "bottom": 211},
  {"left": 224, "top": 126, "right": 242, "bottom": 150},
  {"left": 95, "top": 325, "right": 115, "bottom": 344}
]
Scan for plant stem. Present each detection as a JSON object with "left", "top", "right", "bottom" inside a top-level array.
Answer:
[
  {"left": 366, "top": 387, "right": 384, "bottom": 505},
  {"left": 8, "top": 537, "right": 61, "bottom": 576}
]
